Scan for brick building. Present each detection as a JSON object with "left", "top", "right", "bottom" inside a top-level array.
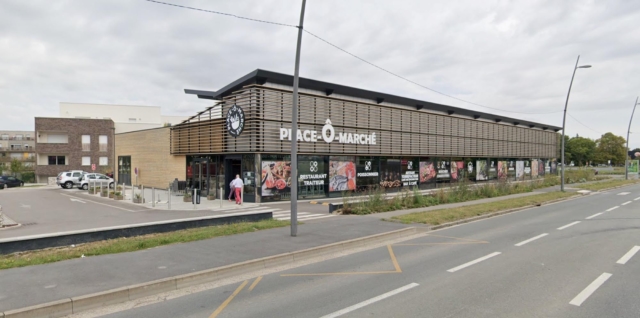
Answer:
[{"left": 35, "top": 118, "right": 115, "bottom": 184}]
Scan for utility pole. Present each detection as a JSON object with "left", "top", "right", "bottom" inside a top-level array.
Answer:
[
  {"left": 625, "top": 97, "right": 638, "bottom": 180},
  {"left": 290, "top": 0, "right": 306, "bottom": 237}
]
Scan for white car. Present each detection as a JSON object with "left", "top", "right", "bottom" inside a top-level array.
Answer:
[{"left": 77, "top": 173, "right": 114, "bottom": 190}]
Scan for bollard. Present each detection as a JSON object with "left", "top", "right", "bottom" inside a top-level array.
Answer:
[
  {"left": 152, "top": 187, "right": 155, "bottom": 207},
  {"left": 220, "top": 186, "right": 223, "bottom": 209},
  {"left": 131, "top": 183, "right": 134, "bottom": 201},
  {"left": 193, "top": 188, "right": 197, "bottom": 210},
  {"left": 168, "top": 187, "right": 171, "bottom": 210},
  {"left": 99, "top": 181, "right": 102, "bottom": 197},
  {"left": 141, "top": 185, "right": 145, "bottom": 204},
  {"left": 241, "top": 189, "right": 243, "bottom": 206}
]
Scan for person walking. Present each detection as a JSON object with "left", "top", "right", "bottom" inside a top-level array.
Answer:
[{"left": 231, "top": 174, "right": 244, "bottom": 205}]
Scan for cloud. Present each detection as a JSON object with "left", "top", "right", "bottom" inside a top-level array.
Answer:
[{"left": 1, "top": 0, "right": 640, "bottom": 147}]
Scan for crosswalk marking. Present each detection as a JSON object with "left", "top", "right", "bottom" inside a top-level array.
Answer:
[{"left": 213, "top": 206, "right": 335, "bottom": 222}]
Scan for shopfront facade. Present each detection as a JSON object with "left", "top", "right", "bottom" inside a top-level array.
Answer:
[{"left": 173, "top": 70, "right": 560, "bottom": 203}]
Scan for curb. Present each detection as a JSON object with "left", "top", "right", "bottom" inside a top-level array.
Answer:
[{"left": 0, "top": 227, "right": 416, "bottom": 318}]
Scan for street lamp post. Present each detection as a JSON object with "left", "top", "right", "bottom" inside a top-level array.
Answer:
[
  {"left": 625, "top": 97, "right": 639, "bottom": 180},
  {"left": 561, "top": 55, "right": 591, "bottom": 192}
]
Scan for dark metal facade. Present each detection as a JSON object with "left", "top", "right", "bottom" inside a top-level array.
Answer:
[{"left": 171, "top": 84, "right": 557, "bottom": 158}]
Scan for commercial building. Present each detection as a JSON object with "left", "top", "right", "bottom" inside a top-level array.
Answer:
[
  {"left": 0, "top": 131, "right": 36, "bottom": 178},
  {"left": 60, "top": 102, "right": 188, "bottom": 134},
  {"left": 34, "top": 118, "right": 115, "bottom": 184},
  {"left": 118, "top": 69, "right": 560, "bottom": 202}
]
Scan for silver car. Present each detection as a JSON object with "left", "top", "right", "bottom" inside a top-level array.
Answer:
[
  {"left": 57, "top": 170, "right": 87, "bottom": 189},
  {"left": 77, "top": 173, "right": 114, "bottom": 190}
]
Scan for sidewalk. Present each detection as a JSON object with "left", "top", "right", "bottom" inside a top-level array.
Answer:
[{"left": 0, "top": 216, "right": 409, "bottom": 312}]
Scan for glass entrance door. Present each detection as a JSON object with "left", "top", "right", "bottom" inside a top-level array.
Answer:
[{"left": 191, "top": 159, "right": 210, "bottom": 196}]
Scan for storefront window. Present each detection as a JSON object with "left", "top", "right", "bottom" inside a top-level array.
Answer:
[
  {"left": 298, "top": 155, "right": 327, "bottom": 199},
  {"left": 531, "top": 159, "right": 540, "bottom": 178},
  {"left": 380, "top": 157, "right": 402, "bottom": 190},
  {"left": 242, "top": 154, "right": 256, "bottom": 201},
  {"left": 419, "top": 158, "right": 436, "bottom": 189},
  {"left": 401, "top": 157, "right": 419, "bottom": 188},
  {"left": 507, "top": 159, "right": 516, "bottom": 181},
  {"left": 260, "top": 154, "right": 291, "bottom": 201},
  {"left": 498, "top": 160, "right": 508, "bottom": 181},
  {"left": 328, "top": 156, "right": 356, "bottom": 196},
  {"left": 523, "top": 160, "right": 532, "bottom": 179},
  {"left": 464, "top": 158, "right": 476, "bottom": 182},
  {"left": 356, "top": 156, "right": 380, "bottom": 193},
  {"left": 550, "top": 159, "right": 558, "bottom": 175},
  {"left": 488, "top": 159, "right": 498, "bottom": 180}
]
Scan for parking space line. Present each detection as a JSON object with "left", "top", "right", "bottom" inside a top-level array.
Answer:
[
  {"left": 388, "top": 245, "right": 402, "bottom": 273},
  {"left": 616, "top": 246, "right": 640, "bottom": 265},
  {"left": 319, "top": 283, "right": 419, "bottom": 318},
  {"left": 514, "top": 233, "right": 548, "bottom": 247},
  {"left": 447, "top": 252, "right": 501, "bottom": 273},
  {"left": 621, "top": 201, "right": 632, "bottom": 206},
  {"left": 557, "top": 221, "right": 581, "bottom": 230},
  {"left": 585, "top": 213, "right": 603, "bottom": 220},
  {"left": 209, "top": 280, "right": 248, "bottom": 318},
  {"left": 569, "top": 273, "right": 612, "bottom": 306},
  {"left": 606, "top": 206, "right": 619, "bottom": 212},
  {"left": 59, "top": 193, "right": 138, "bottom": 212},
  {"left": 248, "top": 276, "right": 263, "bottom": 292}
]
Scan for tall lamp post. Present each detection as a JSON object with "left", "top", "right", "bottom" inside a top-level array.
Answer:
[
  {"left": 561, "top": 55, "right": 591, "bottom": 192},
  {"left": 625, "top": 97, "right": 639, "bottom": 180}
]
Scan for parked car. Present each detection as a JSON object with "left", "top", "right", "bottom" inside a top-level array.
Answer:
[
  {"left": 0, "top": 180, "right": 5, "bottom": 190},
  {"left": 77, "top": 173, "right": 114, "bottom": 190},
  {"left": 0, "top": 176, "right": 24, "bottom": 188},
  {"left": 57, "top": 170, "right": 87, "bottom": 189}
]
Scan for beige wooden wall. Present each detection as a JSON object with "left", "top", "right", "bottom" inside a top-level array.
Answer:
[{"left": 116, "top": 127, "right": 185, "bottom": 189}]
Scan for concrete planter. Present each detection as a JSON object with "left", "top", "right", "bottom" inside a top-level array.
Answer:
[
  {"left": 133, "top": 198, "right": 145, "bottom": 204},
  {"left": 108, "top": 193, "right": 115, "bottom": 199},
  {"left": 183, "top": 196, "right": 192, "bottom": 203},
  {"left": 207, "top": 195, "right": 216, "bottom": 201},
  {"left": 100, "top": 191, "right": 109, "bottom": 198},
  {"left": 114, "top": 195, "right": 124, "bottom": 201}
]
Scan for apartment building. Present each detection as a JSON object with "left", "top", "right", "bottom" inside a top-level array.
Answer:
[
  {"left": 60, "top": 102, "right": 188, "bottom": 134},
  {"left": 34, "top": 118, "right": 115, "bottom": 184},
  {"left": 0, "top": 130, "right": 36, "bottom": 178}
]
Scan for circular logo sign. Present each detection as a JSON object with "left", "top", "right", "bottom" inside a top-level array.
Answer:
[{"left": 226, "top": 104, "right": 245, "bottom": 137}]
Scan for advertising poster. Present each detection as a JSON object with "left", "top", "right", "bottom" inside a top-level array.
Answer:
[
  {"left": 531, "top": 160, "right": 539, "bottom": 178},
  {"left": 298, "top": 157, "right": 327, "bottom": 198},
  {"left": 545, "top": 160, "right": 551, "bottom": 174},
  {"left": 539, "top": 160, "right": 545, "bottom": 176},
  {"left": 476, "top": 160, "right": 488, "bottom": 181},
  {"left": 401, "top": 158, "right": 419, "bottom": 187},
  {"left": 436, "top": 160, "right": 451, "bottom": 181},
  {"left": 380, "top": 158, "right": 401, "bottom": 189},
  {"left": 516, "top": 161, "right": 525, "bottom": 181},
  {"left": 450, "top": 161, "right": 465, "bottom": 182},
  {"left": 629, "top": 160, "right": 639, "bottom": 173},
  {"left": 465, "top": 159, "right": 475, "bottom": 180},
  {"left": 261, "top": 160, "right": 291, "bottom": 197},
  {"left": 419, "top": 161, "right": 436, "bottom": 184},
  {"left": 497, "top": 161, "right": 508, "bottom": 180},
  {"left": 550, "top": 160, "right": 558, "bottom": 174},
  {"left": 507, "top": 160, "right": 516, "bottom": 180},
  {"left": 329, "top": 159, "right": 356, "bottom": 192},
  {"left": 356, "top": 157, "right": 379, "bottom": 191}
]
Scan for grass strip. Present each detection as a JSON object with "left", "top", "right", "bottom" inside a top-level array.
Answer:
[
  {"left": 391, "top": 191, "right": 575, "bottom": 225},
  {"left": 0, "top": 219, "right": 289, "bottom": 270},
  {"left": 575, "top": 179, "right": 640, "bottom": 191}
]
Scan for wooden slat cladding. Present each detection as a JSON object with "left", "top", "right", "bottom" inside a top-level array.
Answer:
[{"left": 171, "top": 85, "right": 557, "bottom": 157}]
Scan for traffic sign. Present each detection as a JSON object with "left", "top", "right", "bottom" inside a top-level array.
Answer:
[{"left": 91, "top": 163, "right": 96, "bottom": 171}]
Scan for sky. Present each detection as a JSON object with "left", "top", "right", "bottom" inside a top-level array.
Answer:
[{"left": 1, "top": 0, "right": 640, "bottom": 148}]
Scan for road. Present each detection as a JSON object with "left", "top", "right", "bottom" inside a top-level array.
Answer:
[{"left": 91, "top": 184, "right": 640, "bottom": 318}]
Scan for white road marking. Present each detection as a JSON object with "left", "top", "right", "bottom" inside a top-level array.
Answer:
[
  {"left": 59, "top": 194, "right": 137, "bottom": 212},
  {"left": 569, "top": 273, "right": 612, "bottom": 306},
  {"left": 70, "top": 198, "right": 86, "bottom": 203},
  {"left": 634, "top": 197, "right": 640, "bottom": 201},
  {"left": 319, "top": 283, "right": 419, "bottom": 318},
  {"left": 20, "top": 204, "right": 31, "bottom": 209},
  {"left": 297, "top": 215, "right": 335, "bottom": 221},
  {"left": 557, "top": 221, "right": 581, "bottom": 230},
  {"left": 616, "top": 246, "right": 640, "bottom": 265},
  {"left": 618, "top": 192, "right": 630, "bottom": 196},
  {"left": 606, "top": 206, "right": 619, "bottom": 212},
  {"left": 515, "top": 233, "right": 548, "bottom": 247},
  {"left": 44, "top": 285, "right": 57, "bottom": 289},
  {"left": 585, "top": 213, "right": 603, "bottom": 220},
  {"left": 621, "top": 201, "right": 632, "bottom": 206},
  {"left": 447, "top": 252, "right": 501, "bottom": 273}
]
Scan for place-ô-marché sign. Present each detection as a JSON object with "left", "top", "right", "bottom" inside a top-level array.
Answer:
[{"left": 279, "top": 119, "right": 377, "bottom": 145}]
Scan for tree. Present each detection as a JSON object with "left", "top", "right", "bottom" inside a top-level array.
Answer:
[
  {"left": 594, "top": 132, "right": 627, "bottom": 165},
  {"left": 566, "top": 137, "right": 596, "bottom": 166},
  {"left": 9, "top": 159, "right": 24, "bottom": 177}
]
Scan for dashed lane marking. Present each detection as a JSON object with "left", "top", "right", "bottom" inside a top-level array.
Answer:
[
  {"left": 606, "top": 206, "right": 619, "bottom": 212},
  {"left": 514, "top": 233, "right": 548, "bottom": 247},
  {"left": 557, "top": 221, "right": 581, "bottom": 230},
  {"left": 447, "top": 252, "right": 501, "bottom": 273},
  {"left": 586, "top": 213, "right": 603, "bottom": 220},
  {"left": 319, "top": 283, "right": 419, "bottom": 318},
  {"left": 616, "top": 246, "right": 640, "bottom": 265},
  {"left": 617, "top": 192, "right": 630, "bottom": 196},
  {"left": 621, "top": 201, "right": 632, "bottom": 206},
  {"left": 569, "top": 273, "right": 612, "bottom": 306}
]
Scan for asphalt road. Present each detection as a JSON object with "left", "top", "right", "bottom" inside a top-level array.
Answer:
[{"left": 95, "top": 184, "right": 640, "bottom": 318}]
